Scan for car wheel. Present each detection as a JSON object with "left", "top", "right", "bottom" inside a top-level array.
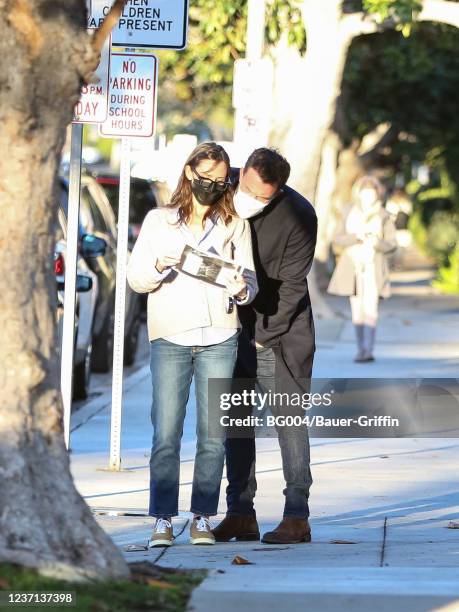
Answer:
[
  {"left": 92, "top": 310, "right": 115, "bottom": 373},
  {"left": 73, "top": 342, "right": 92, "bottom": 400},
  {"left": 124, "top": 308, "right": 141, "bottom": 366}
]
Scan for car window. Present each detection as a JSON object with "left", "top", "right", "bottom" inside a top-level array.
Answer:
[
  {"left": 80, "top": 185, "right": 109, "bottom": 235},
  {"left": 88, "top": 181, "right": 118, "bottom": 238},
  {"left": 55, "top": 185, "right": 68, "bottom": 242},
  {"left": 100, "top": 182, "right": 119, "bottom": 214},
  {"left": 58, "top": 180, "right": 85, "bottom": 238},
  {"left": 130, "top": 180, "right": 158, "bottom": 224},
  {"left": 56, "top": 207, "right": 67, "bottom": 242}
]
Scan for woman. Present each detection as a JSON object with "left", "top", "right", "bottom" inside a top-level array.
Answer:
[
  {"left": 328, "top": 175, "right": 397, "bottom": 363},
  {"left": 127, "top": 142, "right": 257, "bottom": 547}
]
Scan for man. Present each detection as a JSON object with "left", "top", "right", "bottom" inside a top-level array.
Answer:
[{"left": 213, "top": 148, "right": 317, "bottom": 545}]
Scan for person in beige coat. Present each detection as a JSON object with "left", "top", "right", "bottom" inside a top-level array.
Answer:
[
  {"left": 328, "top": 175, "right": 397, "bottom": 362},
  {"left": 127, "top": 142, "right": 257, "bottom": 547}
]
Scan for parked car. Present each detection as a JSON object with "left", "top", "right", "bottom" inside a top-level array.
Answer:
[
  {"left": 55, "top": 185, "right": 101, "bottom": 400},
  {"left": 92, "top": 172, "right": 170, "bottom": 315},
  {"left": 91, "top": 172, "right": 170, "bottom": 246},
  {"left": 60, "top": 174, "right": 142, "bottom": 372}
]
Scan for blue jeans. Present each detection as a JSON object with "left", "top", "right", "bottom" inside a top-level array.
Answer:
[
  {"left": 226, "top": 346, "right": 312, "bottom": 519},
  {"left": 149, "top": 333, "right": 238, "bottom": 518}
]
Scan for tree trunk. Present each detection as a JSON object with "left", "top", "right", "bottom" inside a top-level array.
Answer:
[
  {"left": 269, "top": 0, "right": 351, "bottom": 202},
  {"left": 314, "top": 131, "right": 342, "bottom": 265},
  {"left": 268, "top": 0, "right": 351, "bottom": 314},
  {"left": 0, "top": 0, "right": 129, "bottom": 581}
]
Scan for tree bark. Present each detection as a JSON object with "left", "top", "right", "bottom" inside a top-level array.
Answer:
[
  {"left": 269, "top": 0, "right": 358, "bottom": 202},
  {"left": 0, "top": 0, "right": 129, "bottom": 581}
]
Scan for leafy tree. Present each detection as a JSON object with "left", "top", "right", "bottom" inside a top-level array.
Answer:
[
  {"left": 339, "top": 20, "right": 459, "bottom": 292},
  {"left": 156, "top": 0, "right": 306, "bottom": 137},
  {"left": 343, "top": 22, "right": 459, "bottom": 195}
]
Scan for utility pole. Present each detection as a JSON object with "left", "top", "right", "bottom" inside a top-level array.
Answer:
[{"left": 233, "top": 0, "right": 270, "bottom": 160}]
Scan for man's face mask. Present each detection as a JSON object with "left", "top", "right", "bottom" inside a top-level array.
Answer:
[
  {"left": 191, "top": 169, "right": 230, "bottom": 206},
  {"left": 233, "top": 188, "right": 271, "bottom": 219}
]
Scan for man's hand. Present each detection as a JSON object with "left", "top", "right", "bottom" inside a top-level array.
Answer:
[{"left": 255, "top": 341, "right": 264, "bottom": 349}]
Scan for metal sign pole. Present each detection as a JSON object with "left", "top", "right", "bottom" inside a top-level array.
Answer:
[
  {"left": 109, "top": 137, "right": 132, "bottom": 471},
  {"left": 61, "top": 123, "right": 83, "bottom": 449}
]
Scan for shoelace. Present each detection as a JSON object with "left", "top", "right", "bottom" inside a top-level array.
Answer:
[
  {"left": 155, "top": 518, "right": 172, "bottom": 534},
  {"left": 195, "top": 516, "right": 213, "bottom": 532}
]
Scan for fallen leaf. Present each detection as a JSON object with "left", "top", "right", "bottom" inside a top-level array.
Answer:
[
  {"left": 330, "top": 539, "right": 358, "bottom": 544},
  {"left": 143, "top": 579, "right": 175, "bottom": 589},
  {"left": 447, "top": 521, "right": 459, "bottom": 529},
  {"left": 231, "top": 555, "right": 254, "bottom": 565},
  {"left": 0, "top": 578, "right": 10, "bottom": 588}
]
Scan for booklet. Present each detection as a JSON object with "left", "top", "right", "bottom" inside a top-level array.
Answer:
[{"left": 175, "top": 244, "right": 243, "bottom": 288}]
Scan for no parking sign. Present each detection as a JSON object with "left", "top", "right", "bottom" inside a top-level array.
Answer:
[{"left": 99, "top": 52, "right": 158, "bottom": 138}]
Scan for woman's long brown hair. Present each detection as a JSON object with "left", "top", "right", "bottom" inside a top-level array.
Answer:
[{"left": 167, "top": 142, "right": 235, "bottom": 226}]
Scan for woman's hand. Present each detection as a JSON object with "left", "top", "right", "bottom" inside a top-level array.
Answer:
[
  {"left": 222, "top": 270, "right": 248, "bottom": 300},
  {"left": 366, "top": 234, "right": 379, "bottom": 248},
  {"left": 155, "top": 252, "right": 182, "bottom": 274}
]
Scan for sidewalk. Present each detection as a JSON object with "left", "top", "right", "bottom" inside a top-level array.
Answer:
[{"left": 70, "top": 256, "right": 459, "bottom": 611}]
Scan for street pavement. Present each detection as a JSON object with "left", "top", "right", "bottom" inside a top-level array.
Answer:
[{"left": 70, "top": 251, "right": 459, "bottom": 611}]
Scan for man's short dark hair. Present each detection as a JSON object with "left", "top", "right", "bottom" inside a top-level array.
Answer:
[{"left": 244, "top": 148, "right": 291, "bottom": 188}]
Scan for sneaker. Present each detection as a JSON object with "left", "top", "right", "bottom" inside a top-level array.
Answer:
[
  {"left": 190, "top": 516, "right": 216, "bottom": 545},
  {"left": 148, "top": 518, "right": 173, "bottom": 548}
]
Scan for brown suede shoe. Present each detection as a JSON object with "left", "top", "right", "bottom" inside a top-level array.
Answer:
[
  {"left": 212, "top": 515, "right": 260, "bottom": 542},
  {"left": 261, "top": 517, "right": 311, "bottom": 544}
]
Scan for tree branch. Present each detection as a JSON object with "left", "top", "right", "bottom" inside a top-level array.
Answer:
[
  {"left": 418, "top": 0, "right": 459, "bottom": 28},
  {"left": 81, "top": 0, "right": 128, "bottom": 84},
  {"left": 92, "top": 0, "right": 128, "bottom": 54},
  {"left": 358, "top": 123, "right": 393, "bottom": 155},
  {"left": 339, "top": 12, "right": 385, "bottom": 41},
  {"left": 340, "top": 0, "right": 459, "bottom": 41},
  {"left": 359, "top": 124, "right": 400, "bottom": 166}
]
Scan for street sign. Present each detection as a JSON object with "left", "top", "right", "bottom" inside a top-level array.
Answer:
[
  {"left": 88, "top": 0, "right": 189, "bottom": 49},
  {"left": 99, "top": 52, "right": 158, "bottom": 139},
  {"left": 73, "top": 35, "right": 111, "bottom": 124},
  {"left": 232, "top": 58, "right": 274, "bottom": 111}
]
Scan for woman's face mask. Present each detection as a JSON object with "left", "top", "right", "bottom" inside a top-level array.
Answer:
[
  {"left": 233, "top": 188, "right": 269, "bottom": 219},
  {"left": 191, "top": 169, "right": 229, "bottom": 206}
]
